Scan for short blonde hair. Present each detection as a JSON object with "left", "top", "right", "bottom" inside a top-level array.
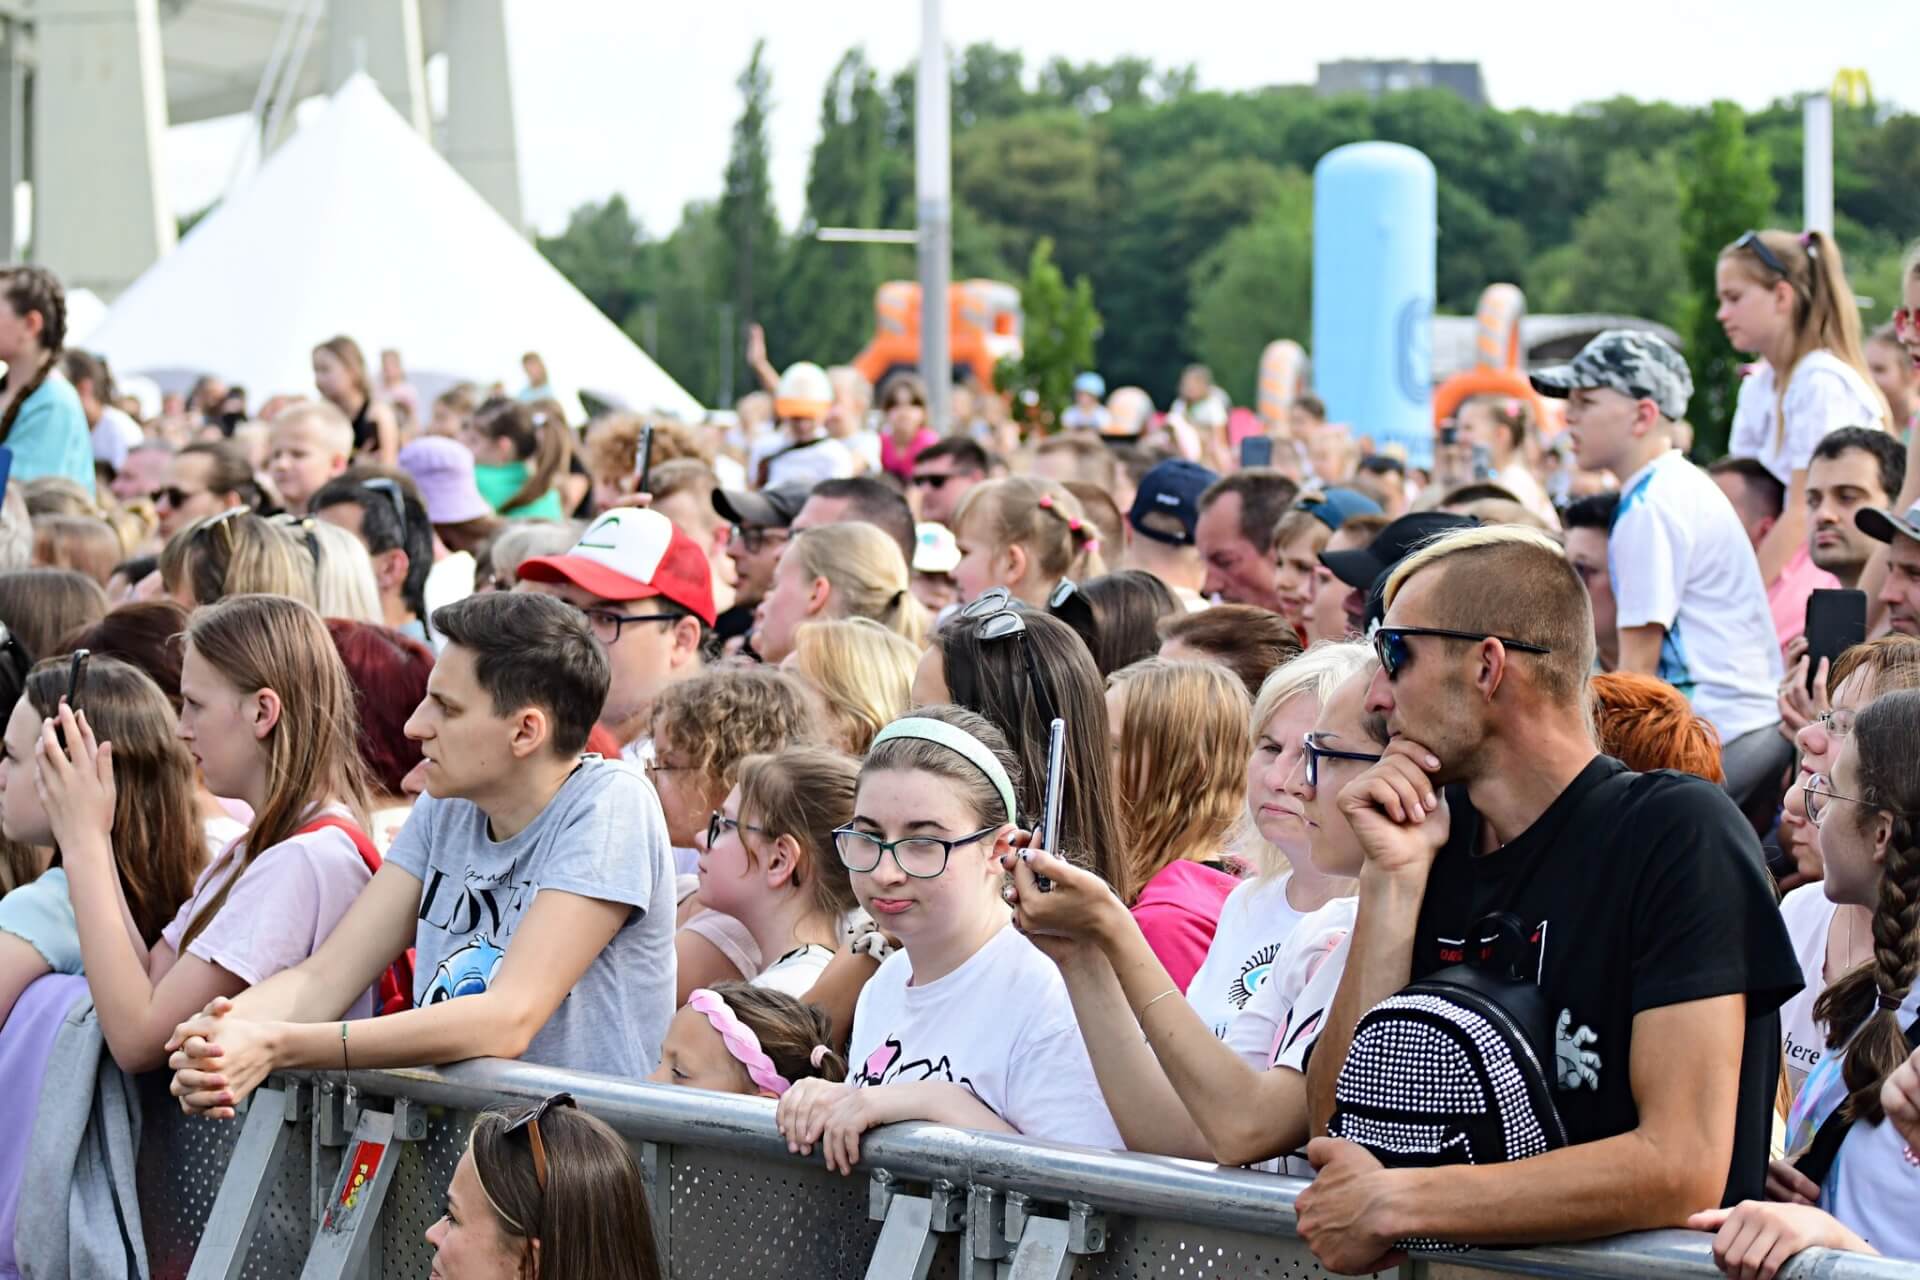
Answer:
[
  {"left": 1241, "top": 641, "right": 1376, "bottom": 877},
  {"left": 1383, "top": 524, "right": 1591, "bottom": 702},
  {"left": 298, "top": 517, "right": 384, "bottom": 622},
  {"left": 791, "top": 617, "right": 919, "bottom": 755},
  {"left": 271, "top": 400, "right": 354, "bottom": 459}
]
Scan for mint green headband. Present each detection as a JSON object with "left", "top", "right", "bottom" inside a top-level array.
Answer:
[{"left": 869, "top": 716, "right": 1018, "bottom": 824}]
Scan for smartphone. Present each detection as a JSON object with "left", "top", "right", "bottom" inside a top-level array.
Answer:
[
  {"left": 1470, "top": 444, "right": 1494, "bottom": 481},
  {"left": 55, "top": 648, "right": 89, "bottom": 750},
  {"left": 1804, "top": 589, "right": 1868, "bottom": 695},
  {"left": 633, "top": 425, "right": 655, "bottom": 494},
  {"left": 1438, "top": 425, "right": 1458, "bottom": 448},
  {"left": 1029, "top": 717, "right": 1066, "bottom": 893},
  {"left": 1239, "top": 436, "right": 1274, "bottom": 469}
]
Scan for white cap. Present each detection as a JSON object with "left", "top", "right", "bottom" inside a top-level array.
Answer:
[{"left": 913, "top": 522, "right": 961, "bottom": 575}]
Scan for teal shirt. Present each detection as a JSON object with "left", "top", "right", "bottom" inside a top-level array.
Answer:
[
  {"left": 474, "top": 460, "right": 563, "bottom": 520},
  {"left": 4, "top": 370, "right": 94, "bottom": 494}
]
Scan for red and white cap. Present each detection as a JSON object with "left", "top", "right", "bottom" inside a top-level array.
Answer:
[{"left": 516, "top": 508, "right": 718, "bottom": 626}]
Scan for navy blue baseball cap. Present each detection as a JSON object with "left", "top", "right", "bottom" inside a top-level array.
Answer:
[
  {"left": 1127, "top": 459, "right": 1219, "bottom": 546},
  {"left": 1298, "top": 486, "right": 1383, "bottom": 532}
]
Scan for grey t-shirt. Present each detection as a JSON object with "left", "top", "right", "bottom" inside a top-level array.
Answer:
[{"left": 385, "top": 757, "right": 676, "bottom": 1077}]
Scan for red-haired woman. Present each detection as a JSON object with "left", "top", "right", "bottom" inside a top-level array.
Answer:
[
  {"left": 1589, "top": 670, "right": 1725, "bottom": 783},
  {"left": 327, "top": 620, "right": 434, "bottom": 849}
]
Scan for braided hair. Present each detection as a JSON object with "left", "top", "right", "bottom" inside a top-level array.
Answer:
[
  {"left": 0, "top": 267, "right": 67, "bottom": 445},
  {"left": 1812, "top": 688, "right": 1920, "bottom": 1123}
]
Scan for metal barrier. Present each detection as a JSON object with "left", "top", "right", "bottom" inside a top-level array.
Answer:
[{"left": 132, "top": 1059, "right": 1920, "bottom": 1280}]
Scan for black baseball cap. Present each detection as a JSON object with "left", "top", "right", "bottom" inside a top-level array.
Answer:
[
  {"left": 1856, "top": 500, "right": 1920, "bottom": 546},
  {"left": 712, "top": 480, "right": 811, "bottom": 529},
  {"left": 1320, "top": 511, "right": 1479, "bottom": 590},
  {"left": 1127, "top": 459, "right": 1219, "bottom": 546}
]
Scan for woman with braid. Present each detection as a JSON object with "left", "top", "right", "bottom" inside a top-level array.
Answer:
[
  {"left": 0, "top": 267, "right": 91, "bottom": 492},
  {"left": 1690, "top": 689, "right": 1920, "bottom": 1277}
]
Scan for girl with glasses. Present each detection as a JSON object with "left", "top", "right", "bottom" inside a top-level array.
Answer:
[
  {"left": 429, "top": 1095, "right": 663, "bottom": 1280},
  {"left": 997, "top": 656, "right": 1389, "bottom": 1167},
  {"left": 775, "top": 706, "right": 1122, "bottom": 1172},
  {"left": 1691, "top": 688, "right": 1920, "bottom": 1278},
  {"left": 690, "top": 748, "right": 858, "bottom": 997}
]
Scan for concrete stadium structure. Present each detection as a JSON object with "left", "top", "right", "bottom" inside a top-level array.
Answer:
[{"left": 3, "top": 0, "right": 521, "bottom": 297}]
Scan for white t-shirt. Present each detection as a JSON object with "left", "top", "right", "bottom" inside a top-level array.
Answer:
[
  {"left": 1820, "top": 984, "right": 1920, "bottom": 1259},
  {"left": 1610, "top": 449, "right": 1784, "bottom": 741},
  {"left": 1730, "top": 352, "right": 1887, "bottom": 486},
  {"left": 1495, "top": 460, "right": 1560, "bottom": 528},
  {"left": 850, "top": 922, "right": 1123, "bottom": 1150},
  {"left": 752, "top": 943, "right": 834, "bottom": 996},
  {"left": 1779, "top": 884, "right": 1841, "bottom": 1098},
  {"left": 750, "top": 434, "right": 857, "bottom": 490},
  {"left": 90, "top": 407, "right": 144, "bottom": 469},
  {"left": 1185, "top": 873, "right": 1310, "bottom": 1039},
  {"left": 1224, "top": 896, "right": 1356, "bottom": 1072}
]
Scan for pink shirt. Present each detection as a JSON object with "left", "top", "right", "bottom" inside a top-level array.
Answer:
[
  {"left": 880, "top": 428, "right": 940, "bottom": 480},
  {"left": 1131, "top": 859, "right": 1239, "bottom": 994},
  {"left": 1768, "top": 545, "right": 1841, "bottom": 655}
]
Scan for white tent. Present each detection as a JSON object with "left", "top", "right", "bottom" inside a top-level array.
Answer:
[{"left": 88, "top": 74, "right": 702, "bottom": 423}]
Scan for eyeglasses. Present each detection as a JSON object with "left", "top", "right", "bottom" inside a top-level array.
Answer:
[
  {"left": 1373, "top": 625, "right": 1552, "bottom": 681},
  {"left": 576, "top": 604, "right": 680, "bottom": 645},
  {"left": 1734, "top": 230, "right": 1792, "bottom": 282},
  {"left": 1895, "top": 308, "right": 1916, "bottom": 344},
  {"left": 911, "top": 472, "right": 952, "bottom": 490},
  {"left": 1302, "top": 731, "right": 1382, "bottom": 788},
  {"left": 1817, "top": 708, "right": 1856, "bottom": 739},
  {"left": 962, "top": 593, "right": 1062, "bottom": 729},
  {"left": 150, "top": 486, "right": 207, "bottom": 509},
  {"left": 643, "top": 757, "right": 695, "bottom": 780},
  {"left": 707, "top": 810, "right": 772, "bottom": 850},
  {"left": 503, "top": 1092, "right": 577, "bottom": 1192},
  {"left": 729, "top": 525, "right": 790, "bottom": 555},
  {"left": 832, "top": 824, "right": 1001, "bottom": 879},
  {"left": 1803, "top": 773, "right": 1875, "bottom": 828},
  {"left": 360, "top": 477, "right": 410, "bottom": 532}
]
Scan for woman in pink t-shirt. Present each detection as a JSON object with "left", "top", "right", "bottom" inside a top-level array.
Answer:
[
  {"left": 1104, "top": 659, "right": 1245, "bottom": 990},
  {"left": 878, "top": 376, "right": 940, "bottom": 481},
  {"left": 37, "top": 593, "right": 377, "bottom": 1075}
]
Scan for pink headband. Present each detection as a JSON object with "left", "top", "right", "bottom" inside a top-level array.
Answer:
[{"left": 687, "top": 989, "right": 791, "bottom": 1096}]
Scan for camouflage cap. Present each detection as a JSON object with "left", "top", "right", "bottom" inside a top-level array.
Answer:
[{"left": 1529, "top": 329, "right": 1693, "bottom": 420}]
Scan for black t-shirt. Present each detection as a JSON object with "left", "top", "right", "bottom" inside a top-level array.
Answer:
[{"left": 1412, "top": 755, "right": 1802, "bottom": 1205}]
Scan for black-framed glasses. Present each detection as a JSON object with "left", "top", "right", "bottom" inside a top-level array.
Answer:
[
  {"left": 832, "top": 824, "right": 1001, "bottom": 879},
  {"left": 1302, "top": 731, "right": 1382, "bottom": 788},
  {"left": 911, "top": 472, "right": 953, "bottom": 490},
  {"left": 577, "top": 605, "right": 680, "bottom": 645},
  {"left": 151, "top": 485, "right": 206, "bottom": 509},
  {"left": 504, "top": 1092, "right": 577, "bottom": 1192},
  {"left": 706, "top": 810, "right": 772, "bottom": 850},
  {"left": 1373, "top": 625, "right": 1551, "bottom": 681},
  {"left": 1734, "top": 230, "right": 1791, "bottom": 282},
  {"left": 729, "top": 525, "right": 790, "bottom": 555}
]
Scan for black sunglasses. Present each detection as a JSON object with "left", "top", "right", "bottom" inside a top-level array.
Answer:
[
  {"left": 1734, "top": 230, "right": 1792, "bottom": 283},
  {"left": 151, "top": 485, "right": 204, "bottom": 508},
  {"left": 911, "top": 472, "right": 952, "bottom": 490},
  {"left": 504, "top": 1092, "right": 577, "bottom": 1193},
  {"left": 1047, "top": 578, "right": 1097, "bottom": 650},
  {"left": 359, "top": 477, "right": 409, "bottom": 532},
  {"left": 1373, "top": 625, "right": 1551, "bottom": 681}
]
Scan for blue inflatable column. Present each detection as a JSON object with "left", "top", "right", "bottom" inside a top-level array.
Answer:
[{"left": 1311, "top": 142, "right": 1436, "bottom": 467}]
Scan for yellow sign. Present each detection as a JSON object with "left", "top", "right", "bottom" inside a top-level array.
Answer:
[{"left": 1831, "top": 69, "right": 1872, "bottom": 108}]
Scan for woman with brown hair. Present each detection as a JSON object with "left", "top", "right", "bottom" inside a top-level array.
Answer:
[
  {"left": 0, "top": 265, "right": 92, "bottom": 491},
  {"left": 0, "top": 567, "right": 107, "bottom": 662},
  {"left": 158, "top": 509, "right": 317, "bottom": 609},
  {"left": 0, "top": 657, "right": 205, "bottom": 1025},
  {"left": 465, "top": 397, "right": 571, "bottom": 521},
  {"left": 428, "top": 1095, "right": 663, "bottom": 1280},
  {"left": 34, "top": 593, "right": 377, "bottom": 1073},
  {"left": 313, "top": 335, "right": 399, "bottom": 466}
]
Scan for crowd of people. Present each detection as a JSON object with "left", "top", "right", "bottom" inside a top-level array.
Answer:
[{"left": 0, "top": 231, "right": 1912, "bottom": 1280}]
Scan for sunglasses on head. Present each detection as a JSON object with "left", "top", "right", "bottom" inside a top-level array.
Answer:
[
  {"left": 960, "top": 591, "right": 1063, "bottom": 731},
  {"left": 1733, "top": 230, "right": 1792, "bottom": 282},
  {"left": 503, "top": 1092, "right": 577, "bottom": 1193},
  {"left": 1372, "top": 625, "right": 1551, "bottom": 681}
]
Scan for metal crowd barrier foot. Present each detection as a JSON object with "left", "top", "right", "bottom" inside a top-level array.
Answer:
[
  {"left": 299, "top": 1097, "right": 426, "bottom": 1280},
  {"left": 184, "top": 1084, "right": 303, "bottom": 1280},
  {"left": 866, "top": 1170, "right": 967, "bottom": 1279}
]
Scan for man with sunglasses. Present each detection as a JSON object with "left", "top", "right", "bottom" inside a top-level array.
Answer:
[
  {"left": 517, "top": 508, "right": 717, "bottom": 767},
  {"left": 711, "top": 481, "right": 809, "bottom": 650},
  {"left": 1294, "top": 525, "right": 1801, "bottom": 1275},
  {"left": 155, "top": 441, "right": 252, "bottom": 541},
  {"left": 1535, "top": 329, "right": 1784, "bottom": 804},
  {"left": 909, "top": 437, "right": 990, "bottom": 528}
]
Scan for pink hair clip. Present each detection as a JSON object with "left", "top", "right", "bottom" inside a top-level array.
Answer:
[
  {"left": 1084, "top": 539, "right": 1101, "bottom": 554},
  {"left": 687, "top": 988, "right": 791, "bottom": 1096},
  {"left": 1037, "top": 494, "right": 1056, "bottom": 510},
  {"left": 1503, "top": 398, "right": 1524, "bottom": 417},
  {"left": 1067, "top": 517, "right": 1083, "bottom": 532}
]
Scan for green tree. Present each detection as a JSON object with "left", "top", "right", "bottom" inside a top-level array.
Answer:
[
  {"left": 536, "top": 195, "right": 654, "bottom": 328},
  {"left": 1678, "top": 102, "right": 1777, "bottom": 457},
  {"left": 1185, "top": 172, "right": 1314, "bottom": 408},
  {"left": 1527, "top": 150, "right": 1686, "bottom": 325},
  {"left": 998, "top": 238, "right": 1100, "bottom": 425},
  {"left": 645, "top": 203, "right": 729, "bottom": 407},
  {"left": 768, "top": 48, "right": 911, "bottom": 366},
  {"left": 714, "top": 39, "right": 787, "bottom": 399}
]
